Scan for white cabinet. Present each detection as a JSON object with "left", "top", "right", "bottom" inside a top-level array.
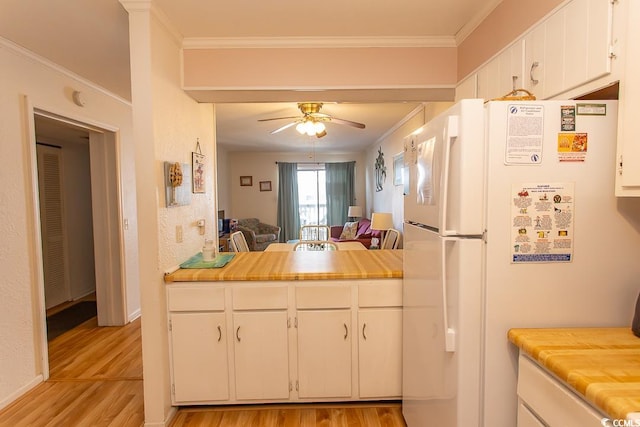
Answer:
[
  {"left": 357, "top": 281, "right": 403, "bottom": 399},
  {"left": 232, "top": 310, "right": 290, "bottom": 400},
  {"left": 166, "top": 279, "right": 403, "bottom": 405},
  {"left": 167, "top": 286, "right": 229, "bottom": 404},
  {"left": 616, "top": 0, "right": 640, "bottom": 196},
  {"left": 232, "top": 285, "right": 290, "bottom": 400},
  {"left": 476, "top": 40, "right": 524, "bottom": 101},
  {"left": 516, "top": 354, "right": 605, "bottom": 426},
  {"left": 169, "top": 312, "right": 229, "bottom": 403},
  {"left": 296, "top": 310, "right": 352, "bottom": 398},
  {"left": 524, "top": 0, "right": 613, "bottom": 99},
  {"left": 358, "top": 308, "right": 402, "bottom": 398}
]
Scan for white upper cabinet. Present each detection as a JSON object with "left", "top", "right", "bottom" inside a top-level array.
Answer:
[
  {"left": 616, "top": 0, "right": 640, "bottom": 196},
  {"left": 524, "top": 0, "right": 613, "bottom": 99}
]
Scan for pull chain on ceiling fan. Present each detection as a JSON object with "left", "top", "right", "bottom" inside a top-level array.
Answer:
[{"left": 258, "top": 102, "right": 365, "bottom": 138}]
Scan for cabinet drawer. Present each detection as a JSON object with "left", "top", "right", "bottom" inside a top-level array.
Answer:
[
  {"left": 517, "top": 355, "right": 605, "bottom": 426},
  {"left": 358, "top": 280, "right": 402, "bottom": 308},
  {"left": 167, "top": 286, "right": 225, "bottom": 311},
  {"left": 296, "top": 285, "right": 351, "bottom": 309},
  {"left": 233, "top": 285, "right": 288, "bottom": 310}
]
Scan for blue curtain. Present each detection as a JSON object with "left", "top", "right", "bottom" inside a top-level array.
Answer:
[
  {"left": 325, "top": 161, "right": 355, "bottom": 226},
  {"left": 277, "top": 162, "right": 300, "bottom": 242}
]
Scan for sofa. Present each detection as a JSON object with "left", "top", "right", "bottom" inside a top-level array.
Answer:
[
  {"left": 330, "top": 218, "right": 381, "bottom": 249},
  {"left": 236, "top": 218, "right": 281, "bottom": 251}
]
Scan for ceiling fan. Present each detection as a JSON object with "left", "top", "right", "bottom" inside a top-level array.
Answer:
[{"left": 258, "top": 102, "right": 366, "bottom": 138}]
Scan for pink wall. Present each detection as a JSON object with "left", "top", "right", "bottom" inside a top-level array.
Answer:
[
  {"left": 457, "top": 0, "right": 564, "bottom": 80},
  {"left": 183, "top": 47, "right": 457, "bottom": 89}
]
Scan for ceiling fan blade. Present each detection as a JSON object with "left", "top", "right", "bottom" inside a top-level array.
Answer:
[
  {"left": 270, "top": 121, "right": 298, "bottom": 134},
  {"left": 258, "top": 116, "right": 300, "bottom": 122},
  {"left": 329, "top": 117, "right": 366, "bottom": 129}
]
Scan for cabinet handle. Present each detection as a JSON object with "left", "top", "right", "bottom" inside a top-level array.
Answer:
[
  {"left": 530, "top": 61, "right": 539, "bottom": 84},
  {"left": 343, "top": 323, "right": 348, "bottom": 340},
  {"left": 217, "top": 325, "right": 222, "bottom": 342},
  {"left": 362, "top": 323, "right": 367, "bottom": 340},
  {"left": 236, "top": 326, "right": 241, "bottom": 342}
]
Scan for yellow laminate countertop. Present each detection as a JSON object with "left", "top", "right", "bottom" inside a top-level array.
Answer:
[
  {"left": 165, "top": 249, "right": 403, "bottom": 282},
  {"left": 508, "top": 327, "right": 640, "bottom": 421}
]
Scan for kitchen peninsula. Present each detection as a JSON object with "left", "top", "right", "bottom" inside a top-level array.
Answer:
[{"left": 164, "top": 249, "right": 403, "bottom": 406}]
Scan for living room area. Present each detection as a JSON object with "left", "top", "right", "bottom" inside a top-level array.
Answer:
[{"left": 215, "top": 102, "right": 453, "bottom": 250}]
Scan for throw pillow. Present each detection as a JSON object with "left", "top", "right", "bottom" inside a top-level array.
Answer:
[{"left": 339, "top": 221, "right": 358, "bottom": 240}]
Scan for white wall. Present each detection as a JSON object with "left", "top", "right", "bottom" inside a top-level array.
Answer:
[
  {"left": 0, "top": 38, "right": 139, "bottom": 409},
  {"left": 216, "top": 144, "right": 230, "bottom": 218},
  {"left": 123, "top": 3, "right": 216, "bottom": 425},
  {"left": 366, "top": 102, "right": 453, "bottom": 240},
  {"left": 224, "top": 151, "right": 366, "bottom": 226}
]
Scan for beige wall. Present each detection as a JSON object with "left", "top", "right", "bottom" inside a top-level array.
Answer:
[
  {"left": 0, "top": 37, "right": 139, "bottom": 410},
  {"left": 366, "top": 102, "right": 453, "bottom": 241},
  {"left": 123, "top": 2, "right": 216, "bottom": 424},
  {"left": 223, "top": 150, "right": 366, "bottom": 226}
]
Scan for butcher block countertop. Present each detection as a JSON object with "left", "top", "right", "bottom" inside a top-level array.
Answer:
[
  {"left": 508, "top": 327, "right": 640, "bottom": 421},
  {"left": 165, "top": 249, "right": 403, "bottom": 283}
]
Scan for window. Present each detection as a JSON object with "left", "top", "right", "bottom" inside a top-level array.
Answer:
[{"left": 297, "top": 164, "right": 326, "bottom": 226}]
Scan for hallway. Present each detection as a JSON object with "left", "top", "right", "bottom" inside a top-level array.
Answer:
[{"left": 0, "top": 317, "right": 144, "bottom": 426}]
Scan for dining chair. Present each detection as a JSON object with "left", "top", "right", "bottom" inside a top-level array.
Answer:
[
  {"left": 293, "top": 240, "right": 339, "bottom": 251},
  {"left": 230, "top": 231, "right": 250, "bottom": 252},
  {"left": 299, "top": 225, "right": 331, "bottom": 241},
  {"left": 381, "top": 229, "right": 401, "bottom": 249}
]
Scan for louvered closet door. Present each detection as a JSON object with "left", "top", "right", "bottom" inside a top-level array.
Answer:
[{"left": 37, "top": 144, "right": 70, "bottom": 309}]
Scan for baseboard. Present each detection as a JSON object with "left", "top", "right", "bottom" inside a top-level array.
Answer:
[
  {"left": 143, "top": 406, "right": 177, "bottom": 427},
  {"left": 128, "top": 308, "right": 141, "bottom": 322},
  {"left": 0, "top": 375, "right": 43, "bottom": 412}
]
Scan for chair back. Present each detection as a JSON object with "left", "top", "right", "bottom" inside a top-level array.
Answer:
[
  {"left": 230, "top": 231, "right": 250, "bottom": 252},
  {"left": 299, "top": 225, "right": 330, "bottom": 241},
  {"left": 293, "top": 240, "right": 339, "bottom": 251},
  {"left": 381, "top": 229, "right": 401, "bottom": 249}
]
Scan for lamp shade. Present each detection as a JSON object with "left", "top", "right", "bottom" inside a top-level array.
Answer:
[
  {"left": 347, "top": 206, "right": 362, "bottom": 218},
  {"left": 371, "top": 212, "right": 393, "bottom": 231}
]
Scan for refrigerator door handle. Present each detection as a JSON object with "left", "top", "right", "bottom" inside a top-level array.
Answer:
[
  {"left": 440, "top": 115, "right": 458, "bottom": 237},
  {"left": 441, "top": 237, "right": 456, "bottom": 353}
]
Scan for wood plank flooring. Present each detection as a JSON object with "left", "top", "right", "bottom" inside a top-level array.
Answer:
[
  {"left": 170, "top": 402, "right": 406, "bottom": 427},
  {"left": 0, "top": 312, "right": 406, "bottom": 427}
]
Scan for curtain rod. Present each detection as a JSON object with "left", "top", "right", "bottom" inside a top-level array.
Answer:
[{"left": 274, "top": 161, "right": 356, "bottom": 164}]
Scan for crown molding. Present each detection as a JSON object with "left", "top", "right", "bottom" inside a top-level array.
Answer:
[
  {"left": 182, "top": 36, "right": 456, "bottom": 50},
  {"left": 455, "top": 0, "right": 504, "bottom": 45}
]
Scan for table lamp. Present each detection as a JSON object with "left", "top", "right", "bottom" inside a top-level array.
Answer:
[
  {"left": 347, "top": 206, "right": 362, "bottom": 221},
  {"left": 371, "top": 212, "right": 393, "bottom": 248}
]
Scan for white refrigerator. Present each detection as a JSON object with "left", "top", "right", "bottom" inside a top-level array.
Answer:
[{"left": 402, "top": 99, "right": 640, "bottom": 427}]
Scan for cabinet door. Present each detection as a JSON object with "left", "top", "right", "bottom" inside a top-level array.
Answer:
[
  {"left": 233, "top": 311, "right": 290, "bottom": 400},
  {"left": 358, "top": 308, "right": 402, "bottom": 398},
  {"left": 297, "top": 310, "right": 352, "bottom": 398},
  {"left": 170, "top": 312, "right": 229, "bottom": 403}
]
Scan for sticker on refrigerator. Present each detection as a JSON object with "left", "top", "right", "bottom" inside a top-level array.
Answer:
[
  {"left": 510, "top": 183, "right": 574, "bottom": 263},
  {"left": 505, "top": 104, "right": 544, "bottom": 165},
  {"left": 561, "top": 105, "right": 576, "bottom": 132},
  {"left": 557, "top": 133, "right": 588, "bottom": 162},
  {"left": 416, "top": 137, "right": 435, "bottom": 205}
]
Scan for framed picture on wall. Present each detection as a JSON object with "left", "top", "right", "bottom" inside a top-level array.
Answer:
[
  {"left": 240, "top": 176, "right": 253, "bottom": 186},
  {"left": 192, "top": 151, "right": 205, "bottom": 193},
  {"left": 259, "top": 181, "right": 272, "bottom": 191}
]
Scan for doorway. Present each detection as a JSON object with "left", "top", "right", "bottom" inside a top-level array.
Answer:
[{"left": 32, "top": 111, "right": 127, "bottom": 375}]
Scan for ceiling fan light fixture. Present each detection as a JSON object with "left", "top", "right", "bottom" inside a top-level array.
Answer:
[
  {"left": 304, "top": 120, "right": 316, "bottom": 136},
  {"left": 296, "top": 122, "right": 306, "bottom": 134}
]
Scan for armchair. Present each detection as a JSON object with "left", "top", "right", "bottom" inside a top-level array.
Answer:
[{"left": 236, "top": 218, "right": 281, "bottom": 251}]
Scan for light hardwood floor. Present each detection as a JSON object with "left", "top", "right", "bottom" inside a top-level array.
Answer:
[{"left": 0, "top": 313, "right": 406, "bottom": 427}]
